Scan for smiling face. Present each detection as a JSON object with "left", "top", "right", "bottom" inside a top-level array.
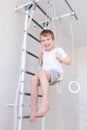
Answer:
[{"left": 40, "top": 35, "right": 55, "bottom": 51}]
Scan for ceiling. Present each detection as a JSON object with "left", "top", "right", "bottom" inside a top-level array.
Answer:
[{"left": 39, "top": 0, "right": 87, "bottom": 47}]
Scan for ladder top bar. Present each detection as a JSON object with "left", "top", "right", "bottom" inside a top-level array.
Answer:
[
  {"left": 15, "top": 0, "right": 40, "bottom": 11},
  {"left": 65, "top": 0, "right": 78, "bottom": 20},
  {"left": 52, "top": 12, "right": 74, "bottom": 20}
]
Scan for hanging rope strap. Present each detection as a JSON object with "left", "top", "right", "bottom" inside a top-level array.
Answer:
[{"left": 68, "top": 18, "right": 80, "bottom": 94}]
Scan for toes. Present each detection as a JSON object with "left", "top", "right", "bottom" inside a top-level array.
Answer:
[
  {"left": 36, "top": 111, "right": 43, "bottom": 117},
  {"left": 29, "top": 115, "right": 36, "bottom": 122}
]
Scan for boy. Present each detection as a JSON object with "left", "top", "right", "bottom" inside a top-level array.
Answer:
[{"left": 29, "top": 29, "right": 71, "bottom": 122}]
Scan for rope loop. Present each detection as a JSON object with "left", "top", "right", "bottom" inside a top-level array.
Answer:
[{"left": 68, "top": 80, "right": 80, "bottom": 94}]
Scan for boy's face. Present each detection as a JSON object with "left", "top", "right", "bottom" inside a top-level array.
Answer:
[{"left": 40, "top": 35, "right": 55, "bottom": 51}]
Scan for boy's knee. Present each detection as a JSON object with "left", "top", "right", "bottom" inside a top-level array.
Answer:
[
  {"left": 31, "top": 75, "right": 37, "bottom": 81},
  {"left": 38, "top": 71, "right": 47, "bottom": 79}
]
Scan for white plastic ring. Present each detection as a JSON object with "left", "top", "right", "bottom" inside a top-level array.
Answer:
[{"left": 68, "top": 81, "right": 80, "bottom": 94}]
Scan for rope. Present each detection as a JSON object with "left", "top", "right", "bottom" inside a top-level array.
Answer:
[
  {"left": 58, "top": 19, "right": 62, "bottom": 47},
  {"left": 51, "top": 2, "right": 56, "bottom": 42},
  {"left": 68, "top": 17, "right": 80, "bottom": 94},
  {"left": 47, "top": 0, "right": 57, "bottom": 43},
  {"left": 70, "top": 18, "right": 75, "bottom": 77},
  {"left": 47, "top": 0, "right": 63, "bottom": 94}
]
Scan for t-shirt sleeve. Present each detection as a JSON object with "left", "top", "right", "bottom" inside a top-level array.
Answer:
[{"left": 57, "top": 47, "right": 68, "bottom": 58}]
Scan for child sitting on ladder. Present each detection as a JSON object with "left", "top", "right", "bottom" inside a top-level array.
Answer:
[{"left": 29, "top": 29, "right": 71, "bottom": 122}]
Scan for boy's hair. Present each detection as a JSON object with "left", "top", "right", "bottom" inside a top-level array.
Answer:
[{"left": 40, "top": 29, "right": 54, "bottom": 40}]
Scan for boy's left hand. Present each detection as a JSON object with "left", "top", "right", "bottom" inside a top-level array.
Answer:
[{"left": 56, "top": 52, "right": 63, "bottom": 63}]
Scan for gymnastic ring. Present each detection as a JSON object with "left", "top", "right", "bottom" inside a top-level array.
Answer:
[{"left": 68, "top": 80, "right": 80, "bottom": 94}]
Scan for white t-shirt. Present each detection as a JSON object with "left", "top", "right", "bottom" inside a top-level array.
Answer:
[{"left": 42, "top": 47, "right": 67, "bottom": 77}]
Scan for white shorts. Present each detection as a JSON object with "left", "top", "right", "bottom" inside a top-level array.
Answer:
[{"left": 47, "top": 70, "right": 62, "bottom": 84}]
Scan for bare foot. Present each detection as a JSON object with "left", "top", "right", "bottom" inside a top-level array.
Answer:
[
  {"left": 36, "top": 104, "right": 50, "bottom": 117},
  {"left": 29, "top": 113, "right": 36, "bottom": 122},
  {"left": 29, "top": 108, "right": 38, "bottom": 122}
]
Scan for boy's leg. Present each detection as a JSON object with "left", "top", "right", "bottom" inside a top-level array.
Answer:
[
  {"left": 36, "top": 71, "right": 51, "bottom": 117},
  {"left": 29, "top": 75, "right": 40, "bottom": 122}
]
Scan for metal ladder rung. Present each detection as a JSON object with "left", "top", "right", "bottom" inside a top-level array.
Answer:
[
  {"left": 36, "top": 3, "right": 52, "bottom": 20},
  {"left": 19, "top": 115, "right": 43, "bottom": 119},
  {"left": 26, "top": 51, "right": 38, "bottom": 59},
  {"left": 24, "top": 92, "right": 42, "bottom": 97},
  {"left": 21, "top": 70, "right": 35, "bottom": 76},
  {"left": 25, "top": 71, "right": 35, "bottom": 76},
  {"left": 28, "top": 15, "right": 44, "bottom": 29},
  {"left": 27, "top": 33, "right": 40, "bottom": 43}
]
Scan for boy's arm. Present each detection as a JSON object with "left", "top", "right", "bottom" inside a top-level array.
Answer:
[
  {"left": 60, "top": 56, "right": 71, "bottom": 65},
  {"left": 38, "top": 52, "right": 43, "bottom": 66},
  {"left": 56, "top": 52, "right": 71, "bottom": 65}
]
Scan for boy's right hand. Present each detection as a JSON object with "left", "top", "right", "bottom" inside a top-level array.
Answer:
[
  {"left": 38, "top": 52, "right": 43, "bottom": 66},
  {"left": 38, "top": 52, "right": 43, "bottom": 59}
]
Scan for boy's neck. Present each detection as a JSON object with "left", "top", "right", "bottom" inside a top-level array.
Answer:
[{"left": 45, "top": 46, "right": 56, "bottom": 51}]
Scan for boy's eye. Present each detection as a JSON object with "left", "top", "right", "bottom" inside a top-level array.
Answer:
[
  {"left": 40, "top": 40, "right": 44, "bottom": 43},
  {"left": 47, "top": 38, "right": 50, "bottom": 41}
]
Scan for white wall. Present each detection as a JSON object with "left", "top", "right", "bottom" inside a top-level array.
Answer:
[
  {"left": 0, "top": 0, "right": 24, "bottom": 129},
  {"left": 76, "top": 46, "right": 87, "bottom": 130},
  {"left": 0, "top": 0, "right": 80, "bottom": 130}
]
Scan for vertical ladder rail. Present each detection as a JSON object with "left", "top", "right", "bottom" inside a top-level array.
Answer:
[
  {"left": 18, "top": 8, "right": 29, "bottom": 130},
  {"left": 42, "top": 116, "right": 45, "bottom": 130}
]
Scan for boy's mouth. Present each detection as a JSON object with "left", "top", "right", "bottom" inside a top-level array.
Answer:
[{"left": 45, "top": 44, "right": 50, "bottom": 48}]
